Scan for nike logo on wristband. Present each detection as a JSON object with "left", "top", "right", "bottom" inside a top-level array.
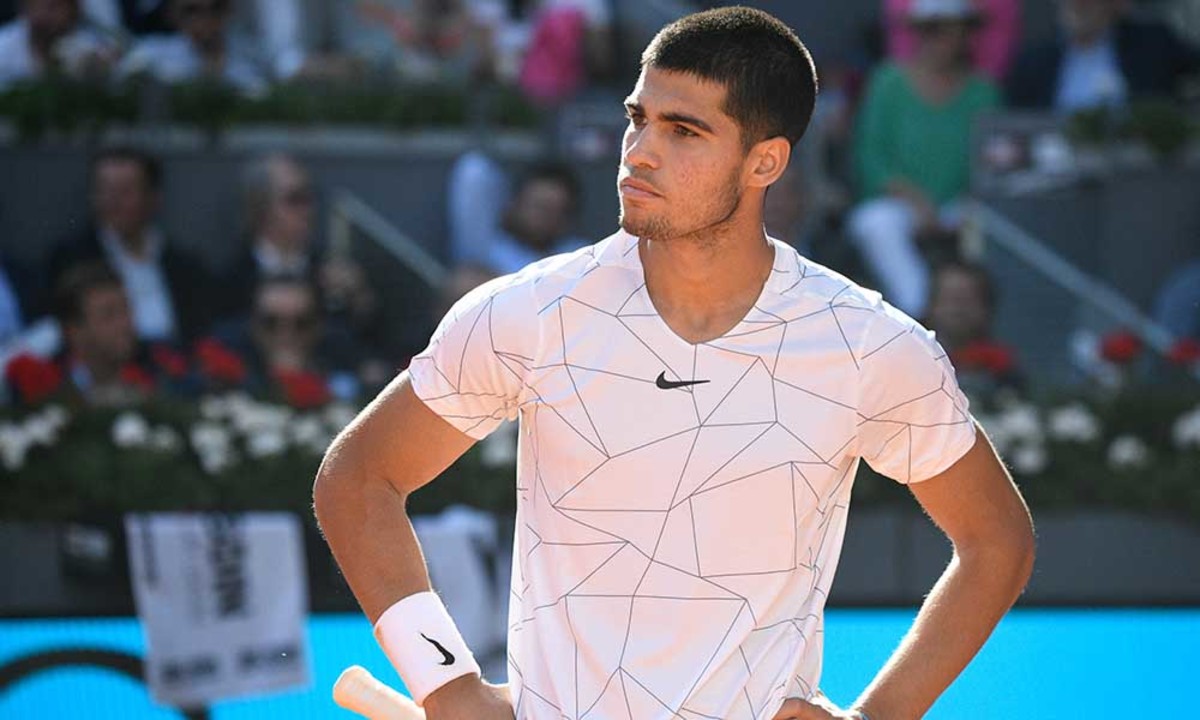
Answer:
[{"left": 421, "top": 633, "right": 456, "bottom": 665}]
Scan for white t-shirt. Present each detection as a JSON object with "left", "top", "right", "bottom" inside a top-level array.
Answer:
[{"left": 409, "top": 231, "right": 975, "bottom": 720}]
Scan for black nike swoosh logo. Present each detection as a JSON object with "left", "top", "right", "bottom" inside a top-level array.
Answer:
[
  {"left": 421, "top": 633, "right": 455, "bottom": 665},
  {"left": 655, "top": 371, "right": 710, "bottom": 390}
]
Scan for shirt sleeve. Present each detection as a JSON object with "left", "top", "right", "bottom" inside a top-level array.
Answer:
[
  {"left": 407, "top": 274, "right": 540, "bottom": 440},
  {"left": 856, "top": 302, "right": 976, "bottom": 483}
]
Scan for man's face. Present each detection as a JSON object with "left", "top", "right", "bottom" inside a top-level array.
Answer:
[
  {"left": 25, "top": 0, "right": 78, "bottom": 42},
  {"left": 262, "top": 159, "right": 315, "bottom": 253},
  {"left": 70, "top": 285, "right": 136, "bottom": 367},
  {"left": 618, "top": 67, "right": 749, "bottom": 243},
  {"left": 510, "top": 179, "right": 574, "bottom": 251},
  {"left": 252, "top": 284, "right": 321, "bottom": 370},
  {"left": 93, "top": 159, "right": 158, "bottom": 240},
  {"left": 1058, "top": 0, "right": 1124, "bottom": 42},
  {"left": 928, "top": 268, "right": 990, "bottom": 348}
]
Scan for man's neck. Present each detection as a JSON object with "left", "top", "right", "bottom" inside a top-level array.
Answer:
[
  {"left": 639, "top": 223, "right": 774, "bottom": 344},
  {"left": 105, "top": 226, "right": 154, "bottom": 259}
]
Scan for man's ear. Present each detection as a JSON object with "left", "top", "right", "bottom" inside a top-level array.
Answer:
[{"left": 745, "top": 137, "right": 792, "bottom": 190}]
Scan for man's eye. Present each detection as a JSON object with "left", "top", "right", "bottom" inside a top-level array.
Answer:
[
  {"left": 627, "top": 113, "right": 646, "bottom": 127},
  {"left": 674, "top": 125, "right": 697, "bottom": 137}
]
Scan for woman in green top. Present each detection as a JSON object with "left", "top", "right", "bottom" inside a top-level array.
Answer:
[{"left": 848, "top": 0, "right": 1000, "bottom": 317}]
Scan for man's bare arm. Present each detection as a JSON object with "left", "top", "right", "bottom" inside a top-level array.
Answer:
[
  {"left": 851, "top": 424, "right": 1036, "bottom": 720},
  {"left": 312, "top": 372, "right": 514, "bottom": 719},
  {"left": 313, "top": 371, "right": 475, "bottom": 622}
]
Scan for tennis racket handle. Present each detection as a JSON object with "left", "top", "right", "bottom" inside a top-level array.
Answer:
[{"left": 333, "top": 665, "right": 425, "bottom": 720}]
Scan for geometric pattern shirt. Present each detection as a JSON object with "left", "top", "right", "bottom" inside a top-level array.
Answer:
[{"left": 408, "top": 230, "right": 976, "bottom": 720}]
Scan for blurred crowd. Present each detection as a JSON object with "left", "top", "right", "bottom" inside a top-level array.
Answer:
[{"left": 1, "top": 0, "right": 1198, "bottom": 411}]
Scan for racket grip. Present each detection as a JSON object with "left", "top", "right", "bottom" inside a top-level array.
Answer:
[{"left": 333, "top": 665, "right": 425, "bottom": 720}]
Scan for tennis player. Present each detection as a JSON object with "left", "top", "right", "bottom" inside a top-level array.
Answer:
[{"left": 314, "top": 7, "right": 1035, "bottom": 720}]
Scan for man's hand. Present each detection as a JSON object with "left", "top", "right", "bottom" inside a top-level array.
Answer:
[
  {"left": 771, "top": 692, "right": 864, "bottom": 720},
  {"left": 422, "top": 674, "right": 514, "bottom": 720}
]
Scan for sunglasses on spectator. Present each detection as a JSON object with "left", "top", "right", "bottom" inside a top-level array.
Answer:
[{"left": 256, "top": 312, "right": 318, "bottom": 333}]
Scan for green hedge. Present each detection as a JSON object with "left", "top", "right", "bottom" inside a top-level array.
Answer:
[
  {"left": 2, "top": 385, "right": 1198, "bottom": 523},
  {"left": 0, "top": 76, "right": 541, "bottom": 141}
]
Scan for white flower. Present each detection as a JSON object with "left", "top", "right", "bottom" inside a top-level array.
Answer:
[
  {"left": 22, "top": 413, "right": 60, "bottom": 447},
  {"left": 1172, "top": 406, "right": 1200, "bottom": 450},
  {"left": 112, "top": 412, "right": 151, "bottom": 448},
  {"left": 0, "top": 423, "right": 31, "bottom": 471},
  {"left": 150, "top": 426, "right": 183, "bottom": 454},
  {"left": 230, "top": 401, "right": 293, "bottom": 437},
  {"left": 291, "top": 415, "right": 332, "bottom": 454},
  {"left": 198, "top": 447, "right": 237, "bottom": 474},
  {"left": 1047, "top": 404, "right": 1100, "bottom": 443},
  {"left": 199, "top": 395, "right": 229, "bottom": 420},
  {"left": 1011, "top": 444, "right": 1048, "bottom": 475},
  {"left": 247, "top": 429, "right": 287, "bottom": 458},
  {"left": 323, "top": 402, "right": 359, "bottom": 434},
  {"left": 40, "top": 405, "right": 69, "bottom": 431},
  {"left": 998, "top": 404, "right": 1043, "bottom": 444},
  {"left": 1108, "top": 435, "right": 1150, "bottom": 470},
  {"left": 191, "top": 421, "right": 232, "bottom": 454}
]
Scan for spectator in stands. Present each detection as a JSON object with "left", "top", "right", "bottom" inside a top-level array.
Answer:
[
  {"left": 48, "top": 146, "right": 212, "bottom": 343},
  {"left": 5, "top": 262, "right": 165, "bottom": 406},
  {"left": 925, "top": 260, "right": 1022, "bottom": 399},
  {"left": 848, "top": 0, "right": 999, "bottom": 317},
  {"left": 0, "top": 0, "right": 118, "bottom": 90},
  {"left": 1006, "top": 0, "right": 1200, "bottom": 111},
  {"left": 338, "top": 0, "right": 499, "bottom": 82},
  {"left": 1154, "top": 260, "right": 1200, "bottom": 341},
  {"left": 226, "top": 153, "right": 378, "bottom": 345},
  {"left": 517, "top": 0, "right": 614, "bottom": 104},
  {"left": 204, "top": 275, "right": 359, "bottom": 405},
  {"left": 449, "top": 157, "right": 587, "bottom": 275},
  {"left": 117, "top": 0, "right": 268, "bottom": 94},
  {"left": 0, "top": 259, "right": 25, "bottom": 346},
  {"left": 884, "top": 0, "right": 1020, "bottom": 81}
]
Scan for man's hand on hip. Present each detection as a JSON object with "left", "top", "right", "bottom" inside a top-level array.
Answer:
[
  {"left": 422, "top": 674, "right": 514, "bottom": 720},
  {"left": 772, "top": 692, "right": 865, "bottom": 720}
]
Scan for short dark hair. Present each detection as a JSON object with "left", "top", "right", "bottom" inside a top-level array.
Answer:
[
  {"left": 90, "top": 145, "right": 163, "bottom": 191},
  {"left": 641, "top": 6, "right": 818, "bottom": 149},
  {"left": 53, "top": 261, "right": 123, "bottom": 326},
  {"left": 514, "top": 160, "right": 582, "bottom": 212}
]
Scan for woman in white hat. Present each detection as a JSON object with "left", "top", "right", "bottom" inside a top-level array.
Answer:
[
  {"left": 885, "top": 0, "right": 1020, "bottom": 81},
  {"left": 847, "top": 0, "right": 1000, "bottom": 318}
]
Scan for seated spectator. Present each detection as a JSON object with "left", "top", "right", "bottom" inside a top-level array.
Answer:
[
  {"left": 338, "top": 0, "right": 499, "bottom": 82},
  {"left": 1006, "top": 0, "right": 1200, "bottom": 111},
  {"left": 0, "top": 0, "right": 118, "bottom": 90},
  {"left": 517, "top": 0, "right": 614, "bottom": 104},
  {"left": 848, "top": 0, "right": 999, "bottom": 317},
  {"left": 117, "top": 0, "right": 268, "bottom": 94},
  {"left": 6, "top": 262, "right": 177, "bottom": 407},
  {"left": 223, "top": 153, "right": 378, "bottom": 346},
  {"left": 47, "top": 146, "right": 212, "bottom": 343},
  {"left": 449, "top": 157, "right": 587, "bottom": 275},
  {"left": 925, "top": 260, "right": 1022, "bottom": 400},
  {"left": 204, "top": 275, "right": 359, "bottom": 406},
  {"left": 884, "top": 0, "right": 1020, "bottom": 82},
  {"left": 1154, "top": 260, "right": 1200, "bottom": 341}
]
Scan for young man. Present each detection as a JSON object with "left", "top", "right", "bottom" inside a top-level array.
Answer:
[{"left": 314, "top": 8, "right": 1035, "bottom": 720}]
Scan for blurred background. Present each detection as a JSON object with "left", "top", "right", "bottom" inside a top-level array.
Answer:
[{"left": 0, "top": 0, "right": 1197, "bottom": 717}]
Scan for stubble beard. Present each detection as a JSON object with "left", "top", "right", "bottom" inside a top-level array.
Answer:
[{"left": 619, "top": 170, "right": 743, "bottom": 247}]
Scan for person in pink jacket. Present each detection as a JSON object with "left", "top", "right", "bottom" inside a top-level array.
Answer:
[{"left": 885, "top": 0, "right": 1020, "bottom": 81}]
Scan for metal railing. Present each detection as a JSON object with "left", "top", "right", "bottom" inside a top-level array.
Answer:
[
  {"left": 328, "top": 189, "right": 448, "bottom": 291},
  {"left": 967, "top": 200, "right": 1199, "bottom": 382}
]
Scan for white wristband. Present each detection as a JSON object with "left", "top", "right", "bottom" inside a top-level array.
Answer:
[{"left": 373, "top": 591, "right": 481, "bottom": 706}]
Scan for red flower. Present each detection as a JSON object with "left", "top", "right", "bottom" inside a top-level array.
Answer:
[
  {"left": 274, "top": 369, "right": 331, "bottom": 409},
  {"left": 5, "top": 354, "right": 64, "bottom": 404},
  {"left": 953, "top": 341, "right": 1015, "bottom": 376},
  {"left": 195, "top": 338, "right": 247, "bottom": 385},
  {"left": 1100, "top": 330, "right": 1143, "bottom": 365},
  {"left": 1167, "top": 338, "right": 1200, "bottom": 366},
  {"left": 150, "top": 344, "right": 189, "bottom": 379},
  {"left": 119, "top": 363, "right": 156, "bottom": 391}
]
